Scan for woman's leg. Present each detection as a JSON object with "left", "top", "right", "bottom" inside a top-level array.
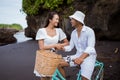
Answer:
[
  {"left": 46, "top": 77, "right": 51, "bottom": 80},
  {"left": 58, "top": 59, "right": 69, "bottom": 78},
  {"left": 40, "top": 77, "right": 46, "bottom": 80},
  {"left": 40, "top": 77, "right": 51, "bottom": 80}
]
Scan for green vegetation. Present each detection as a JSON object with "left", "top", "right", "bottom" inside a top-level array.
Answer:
[
  {"left": 0, "top": 24, "right": 23, "bottom": 30},
  {"left": 22, "top": 0, "right": 74, "bottom": 15}
]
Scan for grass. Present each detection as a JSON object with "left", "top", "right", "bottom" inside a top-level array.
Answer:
[{"left": 0, "top": 23, "right": 23, "bottom": 30}]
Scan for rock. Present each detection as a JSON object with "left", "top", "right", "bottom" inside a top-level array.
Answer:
[
  {"left": 0, "top": 28, "right": 19, "bottom": 46},
  {"left": 24, "top": 0, "right": 120, "bottom": 41}
]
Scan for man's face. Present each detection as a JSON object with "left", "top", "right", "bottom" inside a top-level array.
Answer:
[{"left": 70, "top": 18, "right": 79, "bottom": 27}]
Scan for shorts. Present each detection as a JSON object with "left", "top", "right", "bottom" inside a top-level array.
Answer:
[
  {"left": 80, "top": 55, "right": 96, "bottom": 80},
  {"left": 63, "top": 54, "right": 96, "bottom": 80}
]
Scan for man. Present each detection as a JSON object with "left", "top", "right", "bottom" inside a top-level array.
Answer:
[{"left": 59, "top": 11, "right": 97, "bottom": 80}]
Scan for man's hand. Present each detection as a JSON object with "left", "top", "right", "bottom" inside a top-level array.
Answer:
[
  {"left": 74, "top": 53, "right": 89, "bottom": 65},
  {"left": 74, "top": 58, "right": 84, "bottom": 65}
]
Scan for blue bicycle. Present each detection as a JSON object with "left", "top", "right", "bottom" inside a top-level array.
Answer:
[{"left": 52, "top": 60, "right": 104, "bottom": 80}]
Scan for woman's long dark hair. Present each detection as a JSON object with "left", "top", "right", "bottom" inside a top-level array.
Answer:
[{"left": 44, "top": 11, "right": 60, "bottom": 28}]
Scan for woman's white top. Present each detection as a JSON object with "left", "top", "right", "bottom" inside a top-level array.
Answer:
[
  {"left": 34, "top": 28, "right": 66, "bottom": 77},
  {"left": 36, "top": 28, "right": 66, "bottom": 45}
]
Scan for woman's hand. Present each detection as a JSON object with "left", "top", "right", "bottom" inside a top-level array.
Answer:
[{"left": 55, "top": 44, "right": 63, "bottom": 50}]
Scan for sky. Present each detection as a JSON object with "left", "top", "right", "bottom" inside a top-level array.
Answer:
[{"left": 0, "top": 0, "right": 27, "bottom": 29}]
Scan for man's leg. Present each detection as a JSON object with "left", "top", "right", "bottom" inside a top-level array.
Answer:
[
  {"left": 80, "top": 55, "right": 96, "bottom": 80},
  {"left": 81, "top": 76, "right": 88, "bottom": 80}
]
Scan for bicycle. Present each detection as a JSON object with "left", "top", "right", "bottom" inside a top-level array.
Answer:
[{"left": 52, "top": 60, "right": 104, "bottom": 80}]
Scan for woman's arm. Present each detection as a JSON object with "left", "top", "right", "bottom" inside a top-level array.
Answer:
[
  {"left": 38, "top": 39, "right": 68, "bottom": 50},
  {"left": 60, "top": 38, "right": 69, "bottom": 46},
  {"left": 55, "top": 38, "right": 69, "bottom": 50}
]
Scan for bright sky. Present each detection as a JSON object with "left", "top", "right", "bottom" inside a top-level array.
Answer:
[{"left": 0, "top": 0, "right": 27, "bottom": 29}]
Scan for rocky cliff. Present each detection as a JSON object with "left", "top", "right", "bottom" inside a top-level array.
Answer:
[
  {"left": 0, "top": 28, "right": 18, "bottom": 46},
  {"left": 25, "top": 0, "right": 120, "bottom": 41}
]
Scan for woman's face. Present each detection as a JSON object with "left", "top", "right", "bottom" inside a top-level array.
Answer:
[{"left": 49, "top": 14, "right": 59, "bottom": 27}]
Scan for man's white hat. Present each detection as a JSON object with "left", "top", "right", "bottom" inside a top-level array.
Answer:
[{"left": 69, "top": 11, "right": 85, "bottom": 24}]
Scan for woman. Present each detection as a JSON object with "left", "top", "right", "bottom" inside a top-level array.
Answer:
[
  {"left": 34, "top": 11, "right": 69, "bottom": 80},
  {"left": 59, "top": 11, "right": 97, "bottom": 80}
]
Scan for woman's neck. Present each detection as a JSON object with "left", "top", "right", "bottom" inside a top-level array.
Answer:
[{"left": 47, "top": 24, "right": 55, "bottom": 30}]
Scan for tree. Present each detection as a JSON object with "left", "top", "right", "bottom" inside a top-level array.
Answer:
[{"left": 22, "top": 0, "right": 74, "bottom": 15}]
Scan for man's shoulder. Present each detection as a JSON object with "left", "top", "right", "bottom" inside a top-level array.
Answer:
[{"left": 84, "top": 25, "right": 93, "bottom": 31}]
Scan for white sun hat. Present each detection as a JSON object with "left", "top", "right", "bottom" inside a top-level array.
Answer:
[{"left": 69, "top": 11, "right": 85, "bottom": 24}]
